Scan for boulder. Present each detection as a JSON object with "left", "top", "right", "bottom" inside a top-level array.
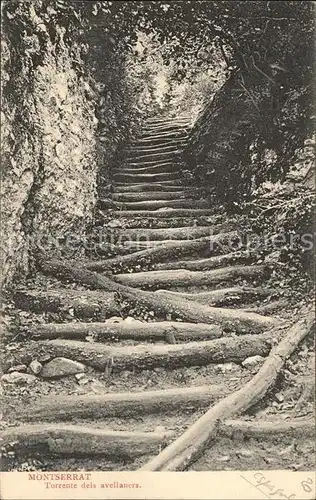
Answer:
[{"left": 41, "top": 357, "right": 86, "bottom": 379}]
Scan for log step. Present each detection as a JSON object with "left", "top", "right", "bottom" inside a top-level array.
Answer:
[
  {"left": 17, "top": 385, "right": 229, "bottom": 422},
  {"left": 113, "top": 191, "right": 186, "bottom": 202},
  {"left": 111, "top": 209, "right": 214, "bottom": 218},
  {"left": 220, "top": 418, "right": 316, "bottom": 439},
  {"left": 115, "top": 265, "right": 269, "bottom": 290},
  {"left": 114, "top": 183, "right": 189, "bottom": 193},
  {"left": 115, "top": 226, "right": 211, "bottom": 241},
  {"left": 28, "top": 320, "right": 223, "bottom": 341},
  {"left": 128, "top": 145, "right": 183, "bottom": 157},
  {"left": 133, "top": 136, "right": 186, "bottom": 146},
  {"left": 140, "top": 125, "right": 189, "bottom": 137},
  {"left": 113, "top": 199, "right": 209, "bottom": 211},
  {"left": 154, "top": 251, "right": 257, "bottom": 271},
  {"left": 6, "top": 333, "right": 276, "bottom": 373},
  {"left": 126, "top": 150, "right": 181, "bottom": 163},
  {"left": 155, "top": 287, "right": 279, "bottom": 307},
  {"left": 0, "top": 425, "right": 173, "bottom": 460},
  {"left": 13, "top": 289, "right": 120, "bottom": 320},
  {"left": 113, "top": 172, "right": 180, "bottom": 183}
]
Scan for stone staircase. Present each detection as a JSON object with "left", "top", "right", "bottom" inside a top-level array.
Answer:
[{"left": 2, "top": 115, "right": 314, "bottom": 473}]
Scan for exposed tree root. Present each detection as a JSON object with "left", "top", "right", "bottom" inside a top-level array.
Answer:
[
  {"left": 85, "top": 231, "right": 240, "bottom": 272},
  {"left": 139, "top": 309, "right": 314, "bottom": 470},
  {"left": 37, "top": 259, "right": 280, "bottom": 332}
]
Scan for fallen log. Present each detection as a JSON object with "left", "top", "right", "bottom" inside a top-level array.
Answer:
[
  {"left": 28, "top": 321, "right": 223, "bottom": 341},
  {"left": 86, "top": 231, "right": 240, "bottom": 272},
  {"left": 18, "top": 385, "right": 228, "bottom": 422},
  {"left": 139, "top": 309, "right": 314, "bottom": 470},
  {"left": 154, "top": 251, "right": 257, "bottom": 271},
  {"left": 37, "top": 259, "right": 280, "bottom": 332},
  {"left": 0, "top": 425, "right": 173, "bottom": 460},
  {"left": 115, "top": 265, "right": 269, "bottom": 290},
  {"left": 5, "top": 333, "right": 274, "bottom": 372},
  {"left": 220, "top": 418, "right": 315, "bottom": 439},
  {"left": 155, "top": 287, "right": 279, "bottom": 307},
  {"left": 13, "top": 289, "right": 120, "bottom": 320}
]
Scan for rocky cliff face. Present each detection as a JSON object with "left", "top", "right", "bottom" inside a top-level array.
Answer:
[
  {"left": 1, "top": 1, "right": 140, "bottom": 288},
  {"left": 1, "top": 2, "right": 98, "bottom": 286}
]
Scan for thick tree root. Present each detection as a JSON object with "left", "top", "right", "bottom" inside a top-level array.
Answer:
[
  {"left": 139, "top": 309, "right": 314, "bottom": 470},
  {"left": 27, "top": 321, "right": 223, "bottom": 341},
  {"left": 4, "top": 333, "right": 275, "bottom": 372},
  {"left": 37, "top": 259, "right": 280, "bottom": 332},
  {"left": 0, "top": 425, "right": 173, "bottom": 460},
  {"left": 17, "top": 385, "right": 228, "bottom": 422},
  {"left": 85, "top": 231, "right": 240, "bottom": 272},
  {"left": 115, "top": 265, "right": 269, "bottom": 290}
]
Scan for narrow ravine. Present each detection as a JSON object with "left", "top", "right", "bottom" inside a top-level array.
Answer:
[{"left": 2, "top": 115, "right": 314, "bottom": 473}]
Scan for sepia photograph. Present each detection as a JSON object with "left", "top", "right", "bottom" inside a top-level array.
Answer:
[{"left": 1, "top": 1, "right": 315, "bottom": 498}]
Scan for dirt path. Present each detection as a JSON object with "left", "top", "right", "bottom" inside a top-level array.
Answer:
[{"left": 2, "top": 116, "right": 314, "bottom": 473}]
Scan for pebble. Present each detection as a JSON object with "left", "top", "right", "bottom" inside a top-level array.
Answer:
[
  {"left": 28, "top": 360, "right": 43, "bottom": 375},
  {"left": 75, "top": 373, "right": 86, "bottom": 381},
  {"left": 237, "top": 449, "right": 254, "bottom": 458},
  {"left": 275, "top": 392, "right": 284, "bottom": 403},
  {"left": 216, "top": 363, "right": 236, "bottom": 373},
  {"left": 41, "top": 358, "right": 86, "bottom": 378},
  {"left": 242, "top": 355, "right": 265, "bottom": 368},
  {"left": 1, "top": 372, "right": 37, "bottom": 385},
  {"left": 217, "top": 455, "right": 230, "bottom": 462},
  {"left": 7, "top": 365, "right": 27, "bottom": 373}
]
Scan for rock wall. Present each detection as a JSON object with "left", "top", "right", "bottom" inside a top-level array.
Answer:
[
  {"left": 184, "top": 68, "right": 314, "bottom": 211},
  {"left": 1, "top": 1, "right": 139, "bottom": 288}
]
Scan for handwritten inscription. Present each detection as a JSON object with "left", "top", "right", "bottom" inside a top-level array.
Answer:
[{"left": 241, "top": 472, "right": 296, "bottom": 499}]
